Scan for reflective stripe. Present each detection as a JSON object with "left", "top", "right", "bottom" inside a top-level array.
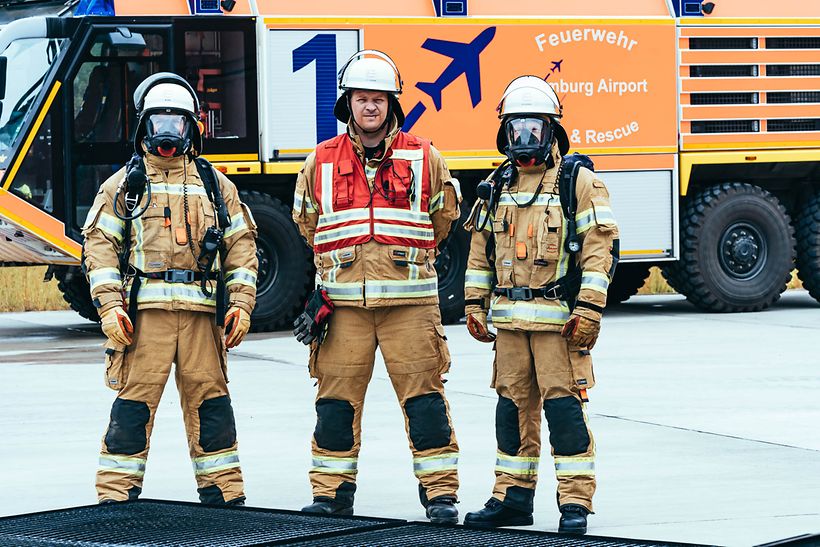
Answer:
[
  {"left": 475, "top": 205, "right": 494, "bottom": 233},
  {"left": 410, "top": 157, "right": 424, "bottom": 213},
  {"left": 364, "top": 162, "right": 378, "bottom": 180},
  {"left": 492, "top": 301, "right": 571, "bottom": 325},
  {"left": 127, "top": 281, "right": 216, "bottom": 306},
  {"left": 413, "top": 453, "right": 459, "bottom": 476},
  {"left": 223, "top": 212, "right": 248, "bottom": 239},
  {"left": 429, "top": 191, "right": 444, "bottom": 213},
  {"left": 554, "top": 456, "right": 595, "bottom": 477},
  {"left": 293, "top": 191, "right": 317, "bottom": 215},
  {"left": 98, "top": 455, "right": 146, "bottom": 476},
  {"left": 225, "top": 267, "right": 257, "bottom": 288},
  {"left": 581, "top": 272, "right": 609, "bottom": 294},
  {"left": 314, "top": 224, "right": 372, "bottom": 245},
  {"left": 495, "top": 453, "right": 539, "bottom": 476},
  {"left": 465, "top": 269, "right": 493, "bottom": 290},
  {"left": 576, "top": 206, "right": 617, "bottom": 234},
  {"left": 498, "top": 192, "right": 556, "bottom": 207},
  {"left": 311, "top": 456, "right": 358, "bottom": 474},
  {"left": 408, "top": 246, "right": 420, "bottom": 281},
  {"left": 372, "top": 208, "right": 432, "bottom": 224},
  {"left": 373, "top": 224, "right": 435, "bottom": 241},
  {"left": 193, "top": 451, "right": 240, "bottom": 476},
  {"left": 96, "top": 212, "right": 125, "bottom": 242},
  {"left": 89, "top": 267, "right": 122, "bottom": 292},
  {"left": 366, "top": 278, "right": 438, "bottom": 299},
  {"left": 317, "top": 209, "right": 370, "bottom": 227},
  {"left": 391, "top": 149, "right": 424, "bottom": 161},
  {"left": 149, "top": 183, "right": 208, "bottom": 197},
  {"left": 320, "top": 162, "right": 334, "bottom": 213},
  {"left": 133, "top": 215, "right": 145, "bottom": 270},
  {"left": 325, "top": 281, "right": 364, "bottom": 300}
]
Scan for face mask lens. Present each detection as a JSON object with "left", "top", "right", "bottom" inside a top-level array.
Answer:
[
  {"left": 146, "top": 114, "right": 188, "bottom": 139},
  {"left": 507, "top": 117, "right": 548, "bottom": 148}
]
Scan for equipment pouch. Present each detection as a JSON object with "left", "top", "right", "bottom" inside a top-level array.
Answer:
[
  {"left": 334, "top": 160, "right": 354, "bottom": 208},
  {"left": 568, "top": 346, "right": 595, "bottom": 391},
  {"left": 387, "top": 245, "right": 426, "bottom": 267},
  {"left": 536, "top": 205, "right": 563, "bottom": 263},
  {"left": 308, "top": 341, "right": 321, "bottom": 379},
  {"left": 434, "top": 323, "right": 452, "bottom": 375},
  {"left": 103, "top": 340, "right": 129, "bottom": 391}
]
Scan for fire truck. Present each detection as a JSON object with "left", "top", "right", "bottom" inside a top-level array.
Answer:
[{"left": 0, "top": 0, "right": 818, "bottom": 330}]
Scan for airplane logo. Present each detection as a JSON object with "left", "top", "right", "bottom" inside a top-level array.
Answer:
[
  {"left": 403, "top": 27, "right": 497, "bottom": 131},
  {"left": 544, "top": 59, "right": 563, "bottom": 80}
]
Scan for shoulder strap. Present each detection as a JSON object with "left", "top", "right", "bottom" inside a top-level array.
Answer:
[{"left": 194, "top": 157, "right": 231, "bottom": 230}]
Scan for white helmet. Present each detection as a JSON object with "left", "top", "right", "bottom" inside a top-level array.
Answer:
[
  {"left": 334, "top": 50, "right": 405, "bottom": 125},
  {"left": 496, "top": 75, "right": 569, "bottom": 156},
  {"left": 133, "top": 72, "right": 201, "bottom": 156}
]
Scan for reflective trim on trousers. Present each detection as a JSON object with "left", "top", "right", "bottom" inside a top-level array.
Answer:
[
  {"left": 576, "top": 206, "right": 617, "bottom": 234},
  {"left": 465, "top": 269, "right": 493, "bottom": 290},
  {"left": 365, "top": 278, "right": 438, "bottom": 299},
  {"left": 89, "top": 267, "right": 122, "bottom": 292},
  {"left": 193, "top": 450, "right": 241, "bottom": 476},
  {"left": 99, "top": 455, "right": 147, "bottom": 477},
  {"left": 223, "top": 212, "right": 249, "bottom": 239},
  {"left": 580, "top": 272, "right": 610, "bottom": 294},
  {"left": 491, "top": 301, "right": 570, "bottom": 325},
  {"left": 413, "top": 453, "right": 459, "bottom": 477},
  {"left": 96, "top": 213, "right": 125, "bottom": 242},
  {"left": 311, "top": 456, "right": 358, "bottom": 474},
  {"left": 225, "top": 267, "right": 257, "bottom": 288},
  {"left": 324, "top": 281, "right": 364, "bottom": 301},
  {"left": 554, "top": 456, "right": 595, "bottom": 477},
  {"left": 495, "top": 453, "right": 539, "bottom": 476}
]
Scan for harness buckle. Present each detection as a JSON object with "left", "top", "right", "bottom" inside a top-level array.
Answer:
[
  {"left": 508, "top": 287, "right": 533, "bottom": 301},
  {"left": 542, "top": 284, "right": 563, "bottom": 300},
  {"left": 164, "top": 269, "right": 195, "bottom": 283}
]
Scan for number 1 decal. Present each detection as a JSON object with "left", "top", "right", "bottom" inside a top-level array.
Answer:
[{"left": 292, "top": 34, "right": 338, "bottom": 143}]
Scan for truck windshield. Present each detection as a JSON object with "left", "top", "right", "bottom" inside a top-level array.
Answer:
[{"left": 0, "top": 37, "right": 62, "bottom": 182}]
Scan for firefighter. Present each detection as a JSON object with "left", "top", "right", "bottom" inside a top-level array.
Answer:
[
  {"left": 82, "top": 72, "right": 258, "bottom": 505},
  {"left": 291, "top": 50, "right": 462, "bottom": 523},
  {"left": 461, "top": 76, "right": 619, "bottom": 534}
]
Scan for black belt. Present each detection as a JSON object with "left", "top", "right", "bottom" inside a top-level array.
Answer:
[
  {"left": 135, "top": 269, "right": 206, "bottom": 283},
  {"left": 494, "top": 282, "right": 570, "bottom": 301}
]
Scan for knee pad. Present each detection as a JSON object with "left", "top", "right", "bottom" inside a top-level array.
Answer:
[
  {"left": 495, "top": 395, "right": 521, "bottom": 455},
  {"left": 199, "top": 395, "right": 237, "bottom": 452},
  {"left": 404, "top": 392, "right": 452, "bottom": 451},
  {"left": 104, "top": 398, "right": 150, "bottom": 455},
  {"left": 314, "top": 398, "right": 354, "bottom": 451},
  {"left": 543, "top": 396, "right": 590, "bottom": 456}
]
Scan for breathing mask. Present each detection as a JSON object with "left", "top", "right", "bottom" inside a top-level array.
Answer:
[
  {"left": 503, "top": 116, "right": 554, "bottom": 167},
  {"left": 144, "top": 113, "right": 191, "bottom": 157}
]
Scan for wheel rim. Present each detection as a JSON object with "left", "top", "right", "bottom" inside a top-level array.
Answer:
[
  {"left": 435, "top": 244, "right": 458, "bottom": 291},
  {"left": 718, "top": 221, "right": 767, "bottom": 280},
  {"left": 255, "top": 235, "right": 278, "bottom": 297}
]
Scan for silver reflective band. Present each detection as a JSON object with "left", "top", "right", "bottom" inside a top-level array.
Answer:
[
  {"left": 128, "top": 282, "right": 216, "bottom": 306},
  {"left": 96, "top": 213, "right": 125, "bottom": 241},
  {"left": 372, "top": 208, "right": 432, "bottom": 224},
  {"left": 581, "top": 274, "right": 609, "bottom": 290},
  {"left": 498, "top": 192, "right": 556, "bottom": 207},
  {"left": 223, "top": 213, "right": 248, "bottom": 239},
  {"left": 149, "top": 184, "right": 208, "bottom": 197},
  {"left": 495, "top": 454, "right": 539, "bottom": 475},
  {"left": 225, "top": 268, "right": 257, "bottom": 287},
  {"left": 193, "top": 451, "right": 240, "bottom": 476},
  {"left": 325, "top": 282, "right": 364, "bottom": 299},
  {"left": 311, "top": 457, "right": 358, "bottom": 474},
  {"left": 315, "top": 225, "right": 371, "bottom": 244},
  {"left": 365, "top": 279, "right": 438, "bottom": 297},
  {"left": 491, "top": 304, "right": 570, "bottom": 323},
  {"left": 373, "top": 225, "right": 435, "bottom": 239},
  {"left": 317, "top": 209, "right": 370, "bottom": 227},
  {"left": 99, "top": 455, "right": 146, "bottom": 476},
  {"left": 89, "top": 268, "right": 122, "bottom": 291},
  {"left": 413, "top": 454, "right": 459, "bottom": 476},
  {"left": 554, "top": 458, "right": 595, "bottom": 476}
]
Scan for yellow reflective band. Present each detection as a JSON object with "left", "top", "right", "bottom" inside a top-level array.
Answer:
[
  {"left": 224, "top": 213, "right": 248, "bottom": 239},
  {"left": 315, "top": 224, "right": 371, "bottom": 245},
  {"left": 465, "top": 269, "right": 493, "bottom": 290},
  {"left": 491, "top": 301, "right": 570, "bottom": 324},
  {"left": 317, "top": 209, "right": 370, "bottom": 227},
  {"left": 390, "top": 148, "right": 424, "bottom": 161},
  {"left": 580, "top": 271, "right": 610, "bottom": 294},
  {"left": 372, "top": 208, "right": 432, "bottom": 224},
  {"left": 311, "top": 456, "right": 358, "bottom": 474},
  {"left": 89, "top": 267, "right": 122, "bottom": 292},
  {"left": 320, "top": 162, "right": 334, "bottom": 214},
  {"left": 98, "top": 454, "right": 147, "bottom": 476},
  {"left": 96, "top": 212, "right": 125, "bottom": 242},
  {"left": 554, "top": 456, "right": 595, "bottom": 477},
  {"left": 225, "top": 267, "right": 257, "bottom": 288},
  {"left": 373, "top": 224, "right": 434, "bottom": 240},
  {"left": 429, "top": 190, "right": 445, "bottom": 213},
  {"left": 148, "top": 183, "right": 208, "bottom": 197},
  {"left": 413, "top": 453, "right": 459, "bottom": 476},
  {"left": 127, "top": 281, "right": 217, "bottom": 306},
  {"left": 495, "top": 453, "right": 539, "bottom": 476},
  {"left": 576, "top": 206, "right": 617, "bottom": 234},
  {"left": 293, "top": 191, "right": 317, "bottom": 215},
  {"left": 498, "top": 192, "right": 556, "bottom": 207},
  {"left": 325, "top": 281, "right": 364, "bottom": 300},
  {"left": 365, "top": 278, "right": 438, "bottom": 299}
]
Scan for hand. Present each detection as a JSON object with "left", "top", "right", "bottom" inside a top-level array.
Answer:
[
  {"left": 560, "top": 312, "right": 601, "bottom": 349},
  {"left": 101, "top": 306, "right": 133, "bottom": 346},
  {"left": 466, "top": 311, "right": 496, "bottom": 343},
  {"left": 293, "top": 311, "right": 317, "bottom": 345},
  {"left": 224, "top": 306, "right": 251, "bottom": 349},
  {"left": 292, "top": 289, "right": 334, "bottom": 345}
]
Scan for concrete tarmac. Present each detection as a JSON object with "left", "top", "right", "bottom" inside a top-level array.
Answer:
[{"left": 0, "top": 291, "right": 819, "bottom": 546}]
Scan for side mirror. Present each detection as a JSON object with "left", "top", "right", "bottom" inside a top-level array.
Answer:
[{"left": 0, "top": 56, "right": 6, "bottom": 101}]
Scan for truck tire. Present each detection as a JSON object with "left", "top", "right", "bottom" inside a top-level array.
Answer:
[
  {"left": 662, "top": 182, "right": 794, "bottom": 312},
  {"left": 241, "top": 191, "right": 313, "bottom": 332},
  {"left": 436, "top": 206, "right": 470, "bottom": 324},
  {"left": 795, "top": 188, "right": 820, "bottom": 303},
  {"left": 606, "top": 262, "right": 651, "bottom": 305},
  {"left": 55, "top": 266, "right": 99, "bottom": 322}
]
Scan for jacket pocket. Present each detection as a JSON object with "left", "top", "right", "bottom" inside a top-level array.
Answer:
[
  {"left": 568, "top": 346, "right": 595, "bottom": 391},
  {"left": 308, "top": 341, "right": 321, "bottom": 379},
  {"left": 320, "top": 245, "right": 357, "bottom": 270},
  {"left": 536, "top": 205, "right": 563, "bottom": 264},
  {"left": 103, "top": 340, "right": 129, "bottom": 391},
  {"left": 386, "top": 245, "right": 427, "bottom": 267},
  {"left": 435, "top": 323, "right": 452, "bottom": 374}
]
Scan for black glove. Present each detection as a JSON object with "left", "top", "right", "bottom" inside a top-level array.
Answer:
[{"left": 293, "top": 288, "right": 334, "bottom": 345}]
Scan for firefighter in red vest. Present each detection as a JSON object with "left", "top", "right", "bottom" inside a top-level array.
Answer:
[{"left": 291, "top": 50, "right": 462, "bottom": 523}]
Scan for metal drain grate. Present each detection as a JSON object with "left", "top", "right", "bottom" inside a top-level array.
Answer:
[
  {"left": 0, "top": 500, "right": 400, "bottom": 546},
  {"left": 285, "top": 523, "right": 709, "bottom": 547}
]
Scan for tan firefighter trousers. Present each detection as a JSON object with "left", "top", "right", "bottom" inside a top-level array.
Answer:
[
  {"left": 491, "top": 329, "right": 596, "bottom": 513},
  {"left": 96, "top": 309, "right": 244, "bottom": 504},
  {"left": 308, "top": 304, "right": 459, "bottom": 506}
]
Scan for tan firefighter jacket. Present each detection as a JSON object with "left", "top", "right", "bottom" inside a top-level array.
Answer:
[
  {"left": 82, "top": 153, "right": 258, "bottom": 317},
  {"left": 292, "top": 118, "right": 462, "bottom": 308},
  {"left": 464, "top": 147, "right": 619, "bottom": 332}
]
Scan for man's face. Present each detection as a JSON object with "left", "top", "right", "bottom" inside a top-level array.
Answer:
[{"left": 350, "top": 90, "right": 389, "bottom": 132}]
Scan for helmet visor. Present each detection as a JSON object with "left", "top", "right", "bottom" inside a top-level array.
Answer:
[
  {"left": 505, "top": 117, "right": 550, "bottom": 149},
  {"left": 146, "top": 113, "right": 189, "bottom": 139}
]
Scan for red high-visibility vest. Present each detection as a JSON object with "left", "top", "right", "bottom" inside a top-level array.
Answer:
[{"left": 312, "top": 132, "right": 434, "bottom": 254}]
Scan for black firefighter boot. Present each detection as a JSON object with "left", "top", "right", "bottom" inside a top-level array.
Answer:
[
  {"left": 301, "top": 497, "right": 353, "bottom": 516},
  {"left": 425, "top": 496, "right": 459, "bottom": 524},
  {"left": 558, "top": 504, "right": 589, "bottom": 534},
  {"left": 464, "top": 498, "right": 534, "bottom": 528}
]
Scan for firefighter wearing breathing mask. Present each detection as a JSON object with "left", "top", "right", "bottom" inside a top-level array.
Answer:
[
  {"left": 462, "top": 76, "right": 619, "bottom": 535},
  {"left": 291, "top": 50, "right": 462, "bottom": 523},
  {"left": 82, "top": 72, "right": 258, "bottom": 505}
]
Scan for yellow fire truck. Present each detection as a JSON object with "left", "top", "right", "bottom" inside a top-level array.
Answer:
[{"left": 0, "top": 0, "right": 818, "bottom": 329}]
